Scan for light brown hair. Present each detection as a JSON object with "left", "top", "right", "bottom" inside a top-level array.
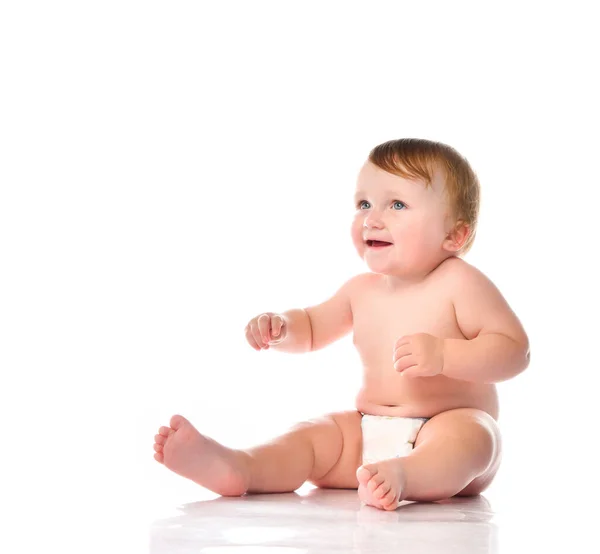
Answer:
[{"left": 368, "top": 138, "right": 480, "bottom": 256}]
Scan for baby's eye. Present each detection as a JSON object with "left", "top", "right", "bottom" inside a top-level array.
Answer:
[
  {"left": 393, "top": 201, "right": 406, "bottom": 210},
  {"left": 357, "top": 200, "right": 370, "bottom": 210}
]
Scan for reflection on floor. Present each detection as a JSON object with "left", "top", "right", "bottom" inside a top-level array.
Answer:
[{"left": 150, "top": 487, "right": 498, "bottom": 553}]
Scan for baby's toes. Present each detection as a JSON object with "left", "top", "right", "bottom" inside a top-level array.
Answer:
[
  {"left": 155, "top": 433, "right": 166, "bottom": 446},
  {"left": 158, "top": 426, "right": 171, "bottom": 437},
  {"left": 374, "top": 482, "right": 391, "bottom": 500},
  {"left": 368, "top": 474, "right": 385, "bottom": 494},
  {"left": 154, "top": 452, "right": 164, "bottom": 463},
  {"left": 356, "top": 467, "right": 372, "bottom": 487},
  {"left": 154, "top": 442, "right": 163, "bottom": 453},
  {"left": 381, "top": 490, "right": 399, "bottom": 510}
]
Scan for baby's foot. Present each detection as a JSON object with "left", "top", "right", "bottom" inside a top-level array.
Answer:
[
  {"left": 356, "top": 458, "right": 407, "bottom": 511},
  {"left": 153, "top": 415, "right": 250, "bottom": 496}
]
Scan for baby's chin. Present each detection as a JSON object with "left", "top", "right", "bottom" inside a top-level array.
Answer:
[
  {"left": 362, "top": 258, "right": 404, "bottom": 275},
  {"left": 356, "top": 246, "right": 431, "bottom": 277}
]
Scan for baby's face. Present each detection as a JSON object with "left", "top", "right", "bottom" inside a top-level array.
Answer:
[{"left": 351, "top": 161, "right": 454, "bottom": 280}]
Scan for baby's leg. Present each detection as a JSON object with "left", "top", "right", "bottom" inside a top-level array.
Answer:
[
  {"left": 153, "top": 411, "right": 362, "bottom": 496},
  {"left": 356, "top": 408, "right": 501, "bottom": 510}
]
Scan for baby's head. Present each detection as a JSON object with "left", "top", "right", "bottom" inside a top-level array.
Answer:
[{"left": 351, "top": 138, "right": 480, "bottom": 281}]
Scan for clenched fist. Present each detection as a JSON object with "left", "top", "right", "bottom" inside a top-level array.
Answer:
[
  {"left": 245, "top": 312, "right": 287, "bottom": 351},
  {"left": 393, "top": 333, "right": 445, "bottom": 377}
]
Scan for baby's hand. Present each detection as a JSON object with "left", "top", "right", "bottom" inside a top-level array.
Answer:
[
  {"left": 245, "top": 312, "right": 287, "bottom": 351},
  {"left": 393, "top": 333, "right": 444, "bottom": 377}
]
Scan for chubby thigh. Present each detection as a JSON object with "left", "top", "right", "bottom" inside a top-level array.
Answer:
[
  {"left": 302, "top": 410, "right": 364, "bottom": 489},
  {"left": 413, "top": 407, "right": 502, "bottom": 496}
]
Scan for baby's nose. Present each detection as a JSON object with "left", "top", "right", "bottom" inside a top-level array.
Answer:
[{"left": 364, "top": 213, "right": 385, "bottom": 229}]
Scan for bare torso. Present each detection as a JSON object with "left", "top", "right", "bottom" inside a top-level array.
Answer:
[{"left": 351, "top": 263, "right": 499, "bottom": 421}]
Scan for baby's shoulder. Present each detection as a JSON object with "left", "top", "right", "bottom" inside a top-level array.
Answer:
[
  {"left": 347, "top": 271, "right": 379, "bottom": 289},
  {"left": 340, "top": 272, "right": 377, "bottom": 301},
  {"left": 435, "top": 257, "right": 495, "bottom": 294}
]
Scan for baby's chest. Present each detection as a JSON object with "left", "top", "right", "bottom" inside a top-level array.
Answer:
[{"left": 351, "top": 292, "right": 463, "bottom": 354}]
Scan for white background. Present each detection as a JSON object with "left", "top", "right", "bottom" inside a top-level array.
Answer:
[{"left": 1, "top": 1, "right": 599, "bottom": 552}]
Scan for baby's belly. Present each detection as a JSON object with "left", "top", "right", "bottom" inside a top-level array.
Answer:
[{"left": 355, "top": 373, "right": 499, "bottom": 420}]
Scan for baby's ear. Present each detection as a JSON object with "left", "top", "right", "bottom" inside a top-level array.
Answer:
[{"left": 443, "top": 220, "right": 470, "bottom": 252}]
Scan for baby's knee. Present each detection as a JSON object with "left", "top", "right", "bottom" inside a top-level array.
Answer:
[
  {"left": 454, "top": 409, "right": 501, "bottom": 473},
  {"left": 306, "top": 411, "right": 363, "bottom": 488}
]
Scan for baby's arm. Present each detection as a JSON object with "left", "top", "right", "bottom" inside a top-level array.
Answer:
[
  {"left": 269, "top": 275, "right": 359, "bottom": 354},
  {"left": 441, "top": 260, "right": 530, "bottom": 383}
]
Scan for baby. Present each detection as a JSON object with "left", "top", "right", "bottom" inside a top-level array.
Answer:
[{"left": 153, "top": 138, "right": 530, "bottom": 511}]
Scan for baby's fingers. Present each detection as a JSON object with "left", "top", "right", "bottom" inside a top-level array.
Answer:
[
  {"left": 394, "top": 354, "right": 417, "bottom": 373},
  {"left": 257, "top": 313, "right": 272, "bottom": 344},
  {"left": 245, "top": 324, "right": 262, "bottom": 351},
  {"left": 393, "top": 344, "right": 411, "bottom": 363},
  {"left": 271, "top": 315, "right": 284, "bottom": 338}
]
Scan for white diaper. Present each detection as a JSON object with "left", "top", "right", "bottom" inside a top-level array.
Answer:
[{"left": 361, "top": 414, "right": 429, "bottom": 464}]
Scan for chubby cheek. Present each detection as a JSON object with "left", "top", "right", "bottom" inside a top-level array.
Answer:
[
  {"left": 395, "top": 223, "right": 439, "bottom": 260},
  {"left": 350, "top": 218, "right": 365, "bottom": 255}
]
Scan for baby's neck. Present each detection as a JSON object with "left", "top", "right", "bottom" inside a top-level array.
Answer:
[{"left": 381, "top": 256, "right": 455, "bottom": 291}]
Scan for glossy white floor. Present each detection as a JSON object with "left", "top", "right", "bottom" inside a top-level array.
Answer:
[
  {"left": 144, "top": 459, "right": 596, "bottom": 554},
  {"left": 150, "top": 487, "right": 499, "bottom": 554}
]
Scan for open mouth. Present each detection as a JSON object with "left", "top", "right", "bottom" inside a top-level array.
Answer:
[{"left": 366, "top": 240, "right": 392, "bottom": 248}]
